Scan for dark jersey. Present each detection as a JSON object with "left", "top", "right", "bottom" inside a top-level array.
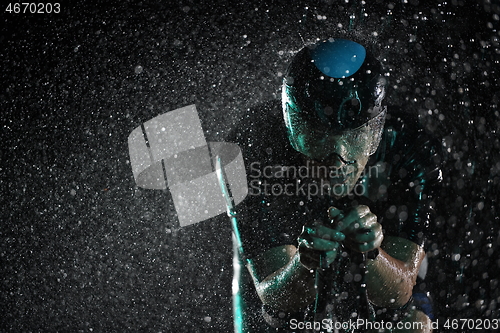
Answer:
[{"left": 228, "top": 100, "right": 442, "bottom": 331}]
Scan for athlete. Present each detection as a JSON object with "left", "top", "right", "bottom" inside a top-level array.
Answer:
[{"left": 231, "top": 38, "right": 441, "bottom": 332}]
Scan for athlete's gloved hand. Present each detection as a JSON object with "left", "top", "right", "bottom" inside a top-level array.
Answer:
[
  {"left": 297, "top": 218, "right": 345, "bottom": 270},
  {"left": 329, "top": 205, "right": 383, "bottom": 253}
]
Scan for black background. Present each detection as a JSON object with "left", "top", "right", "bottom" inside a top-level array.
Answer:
[{"left": 2, "top": 0, "right": 500, "bottom": 332}]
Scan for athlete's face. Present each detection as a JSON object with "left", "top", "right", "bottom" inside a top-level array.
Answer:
[{"left": 286, "top": 114, "right": 372, "bottom": 198}]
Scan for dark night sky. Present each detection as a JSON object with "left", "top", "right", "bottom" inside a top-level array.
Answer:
[{"left": 2, "top": 1, "right": 500, "bottom": 332}]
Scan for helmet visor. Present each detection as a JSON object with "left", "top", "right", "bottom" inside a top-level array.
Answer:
[{"left": 284, "top": 99, "right": 386, "bottom": 161}]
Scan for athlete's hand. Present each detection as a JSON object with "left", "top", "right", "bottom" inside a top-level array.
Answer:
[
  {"left": 329, "top": 205, "right": 383, "bottom": 253},
  {"left": 297, "top": 219, "right": 345, "bottom": 270}
]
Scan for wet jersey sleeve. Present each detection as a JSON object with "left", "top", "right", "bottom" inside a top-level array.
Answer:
[
  {"left": 373, "top": 113, "right": 443, "bottom": 248},
  {"left": 227, "top": 101, "right": 305, "bottom": 260}
]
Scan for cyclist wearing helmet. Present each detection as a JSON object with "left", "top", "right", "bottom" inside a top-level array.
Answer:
[{"left": 231, "top": 38, "right": 441, "bottom": 332}]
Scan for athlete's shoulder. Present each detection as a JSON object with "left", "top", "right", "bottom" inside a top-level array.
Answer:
[{"left": 375, "top": 109, "right": 443, "bottom": 185}]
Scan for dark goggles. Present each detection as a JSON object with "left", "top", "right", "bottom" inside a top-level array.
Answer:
[{"left": 284, "top": 98, "right": 386, "bottom": 160}]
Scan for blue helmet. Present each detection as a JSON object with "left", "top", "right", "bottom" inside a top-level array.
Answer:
[{"left": 282, "top": 38, "right": 387, "bottom": 157}]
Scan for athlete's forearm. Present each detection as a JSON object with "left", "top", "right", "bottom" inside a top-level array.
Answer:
[
  {"left": 253, "top": 251, "right": 316, "bottom": 312},
  {"left": 365, "top": 247, "right": 423, "bottom": 308}
]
